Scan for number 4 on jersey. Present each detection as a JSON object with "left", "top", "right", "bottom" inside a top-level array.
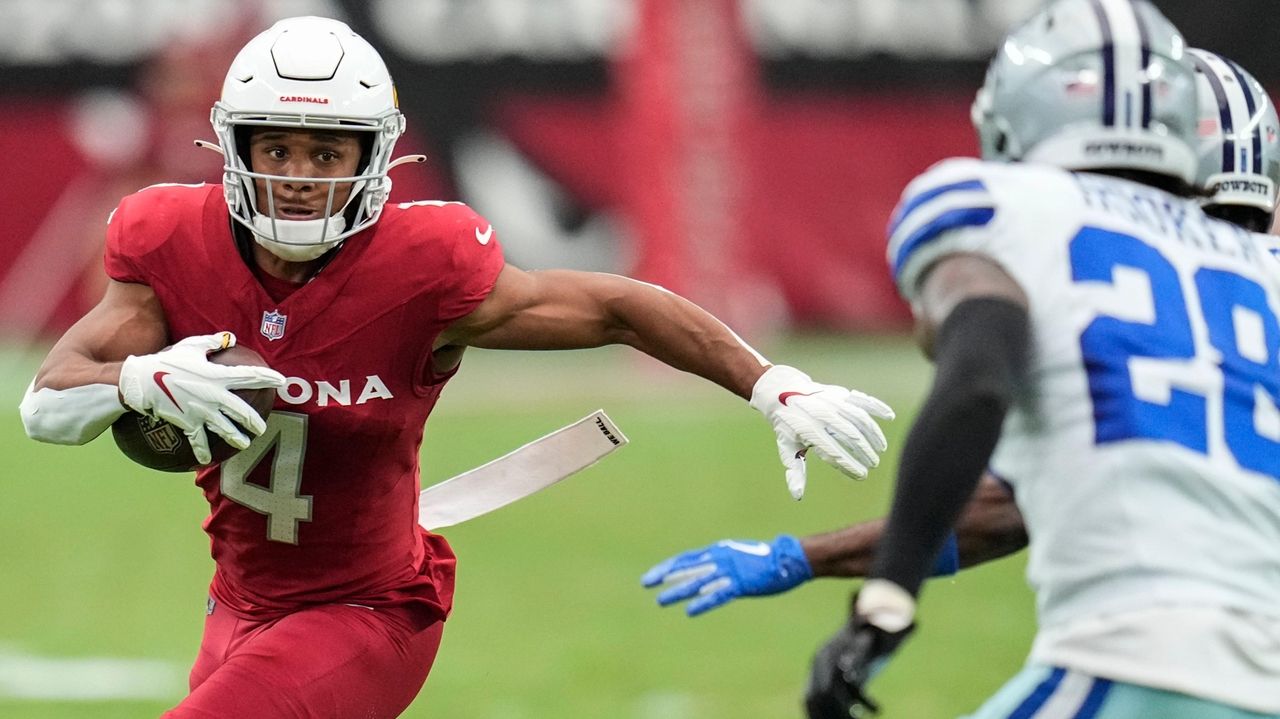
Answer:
[{"left": 220, "top": 412, "right": 313, "bottom": 544}]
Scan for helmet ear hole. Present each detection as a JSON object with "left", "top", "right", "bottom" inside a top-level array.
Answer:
[
  {"left": 233, "top": 126, "right": 254, "bottom": 168},
  {"left": 994, "top": 132, "right": 1008, "bottom": 155},
  {"left": 358, "top": 133, "right": 374, "bottom": 173}
]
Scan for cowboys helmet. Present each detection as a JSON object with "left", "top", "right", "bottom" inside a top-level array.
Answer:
[
  {"left": 1188, "top": 48, "right": 1280, "bottom": 230},
  {"left": 971, "top": 0, "right": 1198, "bottom": 184},
  {"left": 209, "top": 16, "right": 418, "bottom": 261}
]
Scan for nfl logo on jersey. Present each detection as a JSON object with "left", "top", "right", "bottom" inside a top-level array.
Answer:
[{"left": 261, "top": 310, "right": 287, "bottom": 341}]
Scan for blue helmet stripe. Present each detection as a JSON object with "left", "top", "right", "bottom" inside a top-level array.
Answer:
[
  {"left": 1191, "top": 52, "right": 1237, "bottom": 172},
  {"left": 1225, "top": 58, "right": 1263, "bottom": 175},
  {"left": 1131, "top": 3, "right": 1153, "bottom": 128},
  {"left": 1086, "top": 0, "right": 1116, "bottom": 127}
]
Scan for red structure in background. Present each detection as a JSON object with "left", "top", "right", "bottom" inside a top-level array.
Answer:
[
  {"left": 0, "top": 96, "right": 974, "bottom": 339},
  {"left": 613, "top": 0, "right": 771, "bottom": 331},
  {"left": 0, "top": 4, "right": 981, "bottom": 341},
  {"left": 491, "top": 89, "right": 977, "bottom": 333},
  {"left": 494, "top": 1, "right": 979, "bottom": 333},
  {"left": 9, "top": 1, "right": 1280, "bottom": 340},
  {"left": 748, "top": 93, "right": 978, "bottom": 330}
]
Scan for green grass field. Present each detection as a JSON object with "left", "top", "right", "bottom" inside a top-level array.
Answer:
[{"left": 0, "top": 334, "right": 1037, "bottom": 719}]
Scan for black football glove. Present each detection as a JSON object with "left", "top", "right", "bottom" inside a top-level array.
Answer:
[{"left": 804, "top": 596, "right": 916, "bottom": 719}]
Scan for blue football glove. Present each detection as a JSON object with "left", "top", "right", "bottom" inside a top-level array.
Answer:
[{"left": 641, "top": 534, "right": 814, "bottom": 616}]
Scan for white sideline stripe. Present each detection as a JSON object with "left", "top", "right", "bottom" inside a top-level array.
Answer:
[
  {"left": 0, "top": 645, "right": 184, "bottom": 701},
  {"left": 634, "top": 690, "right": 698, "bottom": 719}
]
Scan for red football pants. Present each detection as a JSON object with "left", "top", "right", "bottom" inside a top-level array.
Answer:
[{"left": 161, "top": 600, "right": 445, "bottom": 719}]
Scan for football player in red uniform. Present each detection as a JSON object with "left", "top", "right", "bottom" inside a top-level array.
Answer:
[{"left": 19, "top": 16, "right": 894, "bottom": 719}]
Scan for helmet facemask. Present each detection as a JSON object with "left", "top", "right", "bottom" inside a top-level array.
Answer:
[
  {"left": 211, "top": 107, "right": 404, "bottom": 261},
  {"left": 204, "top": 16, "right": 424, "bottom": 263}
]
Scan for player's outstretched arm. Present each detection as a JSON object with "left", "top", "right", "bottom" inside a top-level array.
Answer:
[
  {"left": 438, "top": 264, "right": 894, "bottom": 497},
  {"left": 804, "top": 472, "right": 1026, "bottom": 578},
  {"left": 642, "top": 473, "right": 1027, "bottom": 616},
  {"left": 439, "top": 265, "right": 770, "bottom": 395}
]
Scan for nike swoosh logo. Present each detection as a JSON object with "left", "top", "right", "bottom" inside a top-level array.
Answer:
[
  {"left": 720, "top": 540, "right": 772, "bottom": 557},
  {"left": 153, "top": 372, "right": 182, "bottom": 411},
  {"left": 778, "top": 391, "right": 817, "bottom": 406},
  {"left": 475, "top": 225, "right": 494, "bottom": 245}
]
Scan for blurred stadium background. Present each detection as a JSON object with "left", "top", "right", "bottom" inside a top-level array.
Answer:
[{"left": 1, "top": 1, "right": 1274, "bottom": 717}]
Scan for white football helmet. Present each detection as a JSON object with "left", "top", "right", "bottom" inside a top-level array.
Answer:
[
  {"left": 1188, "top": 48, "right": 1280, "bottom": 229},
  {"left": 971, "top": 0, "right": 1199, "bottom": 184},
  {"left": 208, "top": 16, "right": 421, "bottom": 261}
]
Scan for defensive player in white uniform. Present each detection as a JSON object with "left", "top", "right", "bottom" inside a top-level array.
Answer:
[
  {"left": 641, "top": 47, "right": 1280, "bottom": 623},
  {"left": 641, "top": 28, "right": 1280, "bottom": 716},
  {"left": 1189, "top": 49, "right": 1280, "bottom": 236},
  {"left": 1189, "top": 48, "right": 1280, "bottom": 279},
  {"left": 796, "top": 1, "right": 1280, "bottom": 717}
]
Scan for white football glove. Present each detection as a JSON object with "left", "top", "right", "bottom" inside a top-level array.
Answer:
[
  {"left": 750, "top": 364, "right": 894, "bottom": 500},
  {"left": 117, "top": 332, "right": 286, "bottom": 465}
]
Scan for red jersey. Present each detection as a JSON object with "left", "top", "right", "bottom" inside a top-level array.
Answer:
[{"left": 104, "top": 184, "right": 504, "bottom": 623}]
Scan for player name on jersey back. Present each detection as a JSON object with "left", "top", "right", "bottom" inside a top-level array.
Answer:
[
  {"left": 1075, "top": 171, "right": 1262, "bottom": 265},
  {"left": 889, "top": 158, "right": 1280, "bottom": 712}
]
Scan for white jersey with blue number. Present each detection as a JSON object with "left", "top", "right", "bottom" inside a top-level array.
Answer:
[
  {"left": 1254, "top": 231, "right": 1280, "bottom": 278},
  {"left": 889, "top": 158, "right": 1280, "bottom": 712}
]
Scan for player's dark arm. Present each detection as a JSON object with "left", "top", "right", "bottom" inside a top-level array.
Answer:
[
  {"left": 803, "top": 472, "right": 1027, "bottom": 578},
  {"left": 641, "top": 470, "right": 1026, "bottom": 617},
  {"left": 948, "top": 475, "right": 1028, "bottom": 569},
  {"left": 32, "top": 279, "right": 167, "bottom": 391},
  {"left": 438, "top": 264, "right": 767, "bottom": 398},
  {"left": 642, "top": 255, "right": 1025, "bottom": 616},
  {"left": 801, "top": 255, "right": 1029, "bottom": 717},
  {"left": 869, "top": 252, "right": 1030, "bottom": 597}
]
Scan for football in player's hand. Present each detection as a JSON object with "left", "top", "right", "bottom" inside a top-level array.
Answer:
[{"left": 111, "top": 345, "right": 277, "bottom": 472}]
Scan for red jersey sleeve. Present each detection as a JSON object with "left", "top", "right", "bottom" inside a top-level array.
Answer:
[
  {"left": 428, "top": 203, "right": 505, "bottom": 325},
  {"left": 103, "top": 195, "right": 147, "bottom": 284},
  {"left": 103, "top": 184, "right": 210, "bottom": 286}
]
